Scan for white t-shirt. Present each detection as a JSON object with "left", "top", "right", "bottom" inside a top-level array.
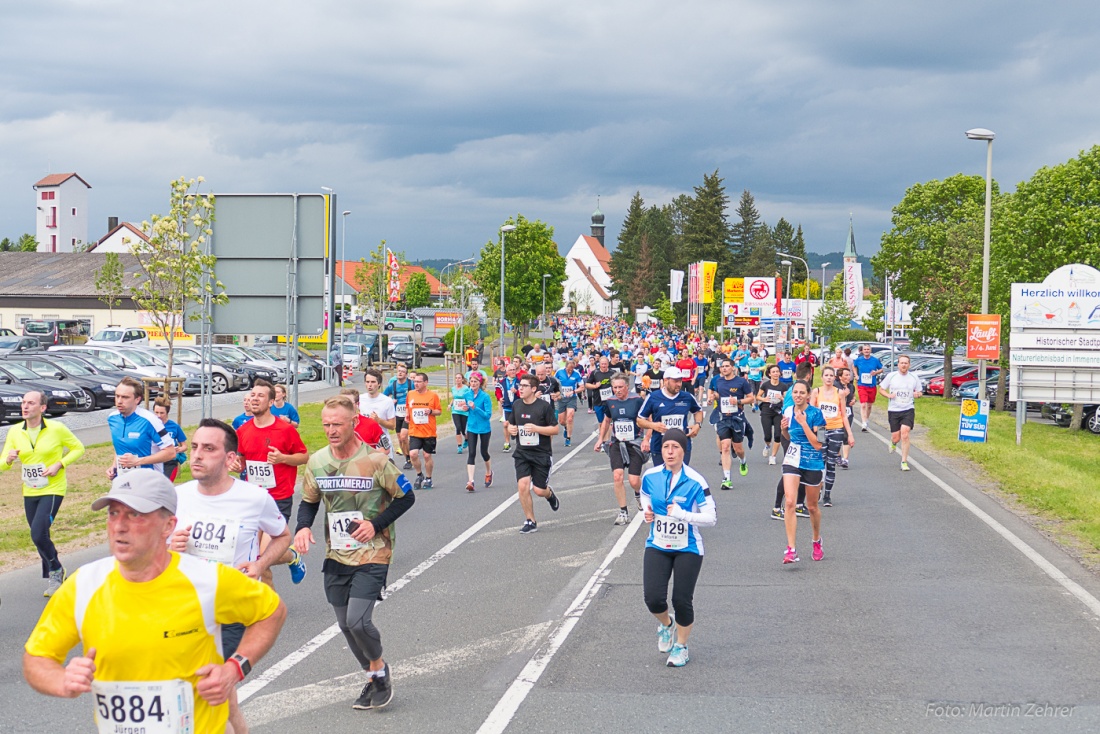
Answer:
[
  {"left": 175, "top": 479, "right": 287, "bottom": 567},
  {"left": 359, "top": 393, "right": 397, "bottom": 458},
  {"left": 881, "top": 371, "right": 923, "bottom": 412}
]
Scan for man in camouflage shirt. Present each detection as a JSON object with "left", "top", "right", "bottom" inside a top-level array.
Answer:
[{"left": 294, "top": 395, "right": 415, "bottom": 712}]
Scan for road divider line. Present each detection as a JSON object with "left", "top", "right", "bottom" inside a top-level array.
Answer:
[
  {"left": 867, "top": 426, "right": 1100, "bottom": 619},
  {"left": 477, "top": 510, "right": 645, "bottom": 734},
  {"left": 240, "top": 429, "right": 598, "bottom": 702}
]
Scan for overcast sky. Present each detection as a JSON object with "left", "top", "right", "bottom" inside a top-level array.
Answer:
[{"left": 2, "top": 1, "right": 1098, "bottom": 261}]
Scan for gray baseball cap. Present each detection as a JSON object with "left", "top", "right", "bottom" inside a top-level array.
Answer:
[{"left": 91, "top": 470, "right": 178, "bottom": 514}]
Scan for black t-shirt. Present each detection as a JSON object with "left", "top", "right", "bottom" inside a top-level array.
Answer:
[
  {"left": 536, "top": 376, "right": 561, "bottom": 405},
  {"left": 512, "top": 398, "right": 556, "bottom": 455},
  {"left": 521, "top": 344, "right": 534, "bottom": 356},
  {"left": 587, "top": 369, "right": 614, "bottom": 405},
  {"left": 758, "top": 379, "right": 785, "bottom": 413}
]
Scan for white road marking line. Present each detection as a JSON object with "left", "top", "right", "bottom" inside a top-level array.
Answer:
[
  {"left": 867, "top": 425, "right": 1100, "bottom": 618},
  {"left": 477, "top": 510, "right": 646, "bottom": 734},
  {"left": 243, "top": 621, "right": 552, "bottom": 726},
  {"left": 239, "top": 429, "right": 598, "bottom": 703}
]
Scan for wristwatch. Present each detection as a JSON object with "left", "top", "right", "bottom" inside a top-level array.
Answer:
[{"left": 229, "top": 653, "right": 252, "bottom": 679}]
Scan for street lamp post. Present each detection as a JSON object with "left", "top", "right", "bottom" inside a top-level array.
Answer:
[
  {"left": 340, "top": 210, "right": 350, "bottom": 346},
  {"left": 781, "top": 260, "right": 792, "bottom": 351},
  {"left": 499, "top": 224, "right": 516, "bottom": 361},
  {"left": 966, "top": 128, "right": 995, "bottom": 399},
  {"left": 778, "top": 252, "right": 810, "bottom": 355},
  {"left": 820, "top": 262, "right": 830, "bottom": 349},
  {"left": 541, "top": 273, "right": 551, "bottom": 332}
]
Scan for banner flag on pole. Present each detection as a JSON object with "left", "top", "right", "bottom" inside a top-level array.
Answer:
[{"left": 670, "top": 270, "right": 684, "bottom": 303}]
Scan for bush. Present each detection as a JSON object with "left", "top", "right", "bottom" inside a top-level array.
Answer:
[
  {"left": 441, "top": 323, "right": 479, "bottom": 353},
  {"left": 833, "top": 328, "right": 877, "bottom": 344}
]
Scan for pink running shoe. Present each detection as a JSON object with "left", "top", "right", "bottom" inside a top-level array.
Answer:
[
  {"left": 783, "top": 547, "right": 800, "bottom": 564},
  {"left": 812, "top": 539, "right": 824, "bottom": 561}
]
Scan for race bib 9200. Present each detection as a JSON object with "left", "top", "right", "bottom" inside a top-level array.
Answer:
[{"left": 599, "top": 387, "right": 613, "bottom": 401}]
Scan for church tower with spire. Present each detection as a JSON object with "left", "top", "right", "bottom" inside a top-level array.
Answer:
[
  {"left": 590, "top": 197, "right": 605, "bottom": 247},
  {"left": 842, "top": 215, "right": 863, "bottom": 312}
]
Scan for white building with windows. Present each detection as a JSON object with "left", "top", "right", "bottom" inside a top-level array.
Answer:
[
  {"left": 561, "top": 207, "right": 616, "bottom": 316},
  {"left": 88, "top": 221, "right": 150, "bottom": 252},
  {"left": 33, "top": 173, "right": 91, "bottom": 253}
]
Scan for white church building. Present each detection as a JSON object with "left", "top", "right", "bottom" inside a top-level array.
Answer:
[{"left": 561, "top": 207, "right": 617, "bottom": 316}]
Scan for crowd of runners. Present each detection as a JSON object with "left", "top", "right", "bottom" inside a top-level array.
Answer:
[{"left": 14, "top": 315, "right": 923, "bottom": 731}]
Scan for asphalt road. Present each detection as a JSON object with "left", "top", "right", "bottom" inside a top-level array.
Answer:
[{"left": 3, "top": 402, "right": 1100, "bottom": 732}]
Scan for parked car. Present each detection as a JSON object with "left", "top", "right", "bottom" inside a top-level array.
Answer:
[
  {"left": 238, "top": 346, "right": 313, "bottom": 382},
  {"left": 383, "top": 311, "right": 423, "bottom": 332},
  {"left": 420, "top": 336, "right": 447, "bottom": 357},
  {"left": 341, "top": 343, "right": 370, "bottom": 372},
  {"left": 210, "top": 345, "right": 286, "bottom": 383},
  {"left": 86, "top": 327, "right": 150, "bottom": 347},
  {"left": 926, "top": 365, "right": 1000, "bottom": 396},
  {"left": 0, "top": 336, "right": 44, "bottom": 355},
  {"left": 0, "top": 327, "right": 17, "bottom": 337},
  {"left": 22, "top": 319, "right": 89, "bottom": 347},
  {"left": 158, "top": 346, "right": 250, "bottom": 394},
  {"left": 1049, "top": 404, "right": 1100, "bottom": 434},
  {"left": 387, "top": 333, "right": 414, "bottom": 355},
  {"left": 1, "top": 353, "right": 120, "bottom": 409},
  {"left": 250, "top": 345, "right": 324, "bottom": 381},
  {"left": 0, "top": 382, "right": 23, "bottom": 421},
  {"left": 0, "top": 362, "right": 87, "bottom": 414},
  {"left": 51, "top": 346, "right": 203, "bottom": 395},
  {"left": 390, "top": 341, "right": 422, "bottom": 368},
  {"left": 48, "top": 350, "right": 150, "bottom": 389}
]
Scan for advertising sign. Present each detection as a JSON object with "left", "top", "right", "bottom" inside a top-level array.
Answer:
[
  {"left": 690, "top": 313, "right": 699, "bottom": 326},
  {"left": 724, "top": 278, "right": 744, "bottom": 303},
  {"left": 1011, "top": 263, "right": 1100, "bottom": 329},
  {"left": 701, "top": 261, "right": 717, "bottom": 303},
  {"left": 434, "top": 311, "right": 462, "bottom": 328},
  {"left": 733, "top": 317, "right": 760, "bottom": 326},
  {"left": 966, "top": 314, "right": 1001, "bottom": 360},
  {"left": 670, "top": 270, "right": 684, "bottom": 303},
  {"left": 744, "top": 277, "right": 775, "bottom": 307},
  {"left": 844, "top": 261, "right": 864, "bottom": 313},
  {"left": 386, "top": 249, "right": 402, "bottom": 303},
  {"left": 958, "top": 398, "right": 989, "bottom": 443}
]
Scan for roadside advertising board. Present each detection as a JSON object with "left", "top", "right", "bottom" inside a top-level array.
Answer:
[
  {"left": 434, "top": 311, "right": 462, "bottom": 328},
  {"left": 966, "top": 314, "right": 1001, "bottom": 360},
  {"left": 958, "top": 398, "right": 990, "bottom": 442}
]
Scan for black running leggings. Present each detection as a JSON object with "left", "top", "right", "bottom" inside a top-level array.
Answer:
[
  {"left": 643, "top": 547, "right": 703, "bottom": 627},
  {"left": 452, "top": 413, "right": 468, "bottom": 435},
  {"left": 25, "top": 495, "right": 64, "bottom": 578},
  {"left": 824, "top": 427, "right": 846, "bottom": 493},
  {"left": 759, "top": 406, "right": 783, "bottom": 444},
  {"left": 335, "top": 599, "right": 383, "bottom": 667},
  {"left": 466, "top": 431, "right": 491, "bottom": 465}
]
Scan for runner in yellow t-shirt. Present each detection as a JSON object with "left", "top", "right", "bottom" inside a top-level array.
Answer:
[{"left": 23, "top": 471, "right": 286, "bottom": 734}]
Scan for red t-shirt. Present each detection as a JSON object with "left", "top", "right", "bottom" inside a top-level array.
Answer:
[
  {"left": 354, "top": 413, "right": 386, "bottom": 450},
  {"left": 675, "top": 357, "right": 696, "bottom": 381},
  {"left": 236, "top": 418, "right": 308, "bottom": 500}
]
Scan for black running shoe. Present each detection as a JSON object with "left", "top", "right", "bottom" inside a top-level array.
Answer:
[
  {"left": 546, "top": 487, "right": 560, "bottom": 512},
  {"left": 353, "top": 679, "right": 376, "bottom": 710},
  {"left": 370, "top": 664, "right": 393, "bottom": 709},
  {"left": 822, "top": 491, "right": 832, "bottom": 507},
  {"left": 403, "top": 460, "right": 413, "bottom": 470},
  {"left": 520, "top": 519, "right": 538, "bottom": 534}
]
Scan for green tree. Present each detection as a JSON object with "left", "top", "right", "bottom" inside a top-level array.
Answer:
[
  {"left": 0, "top": 237, "right": 13, "bottom": 251},
  {"left": 682, "top": 171, "right": 731, "bottom": 277},
  {"left": 404, "top": 272, "right": 432, "bottom": 309},
  {"left": 813, "top": 296, "right": 855, "bottom": 350},
  {"left": 18, "top": 233, "right": 38, "bottom": 251},
  {"left": 875, "top": 174, "right": 988, "bottom": 401},
  {"left": 744, "top": 223, "right": 777, "bottom": 277},
  {"left": 864, "top": 298, "right": 885, "bottom": 337},
  {"left": 729, "top": 189, "right": 760, "bottom": 275},
  {"left": 472, "top": 215, "right": 566, "bottom": 355},
  {"left": 128, "top": 177, "right": 227, "bottom": 382},
  {"left": 94, "top": 252, "right": 126, "bottom": 324},
  {"left": 609, "top": 192, "right": 645, "bottom": 309},
  {"left": 704, "top": 296, "right": 723, "bottom": 331},
  {"left": 653, "top": 293, "right": 676, "bottom": 326},
  {"left": 991, "top": 145, "right": 1100, "bottom": 419},
  {"left": 824, "top": 272, "right": 844, "bottom": 299}
]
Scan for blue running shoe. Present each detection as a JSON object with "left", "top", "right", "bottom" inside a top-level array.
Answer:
[{"left": 288, "top": 549, "right": 307, "bottom": 585}]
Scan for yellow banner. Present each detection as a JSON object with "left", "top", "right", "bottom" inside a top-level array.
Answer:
[
  {"left": 723, "top": 278, "right": 744, "bottom": 303},
  {"left": 701, "top": 261, "right": 717, "bottom": 303}
]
